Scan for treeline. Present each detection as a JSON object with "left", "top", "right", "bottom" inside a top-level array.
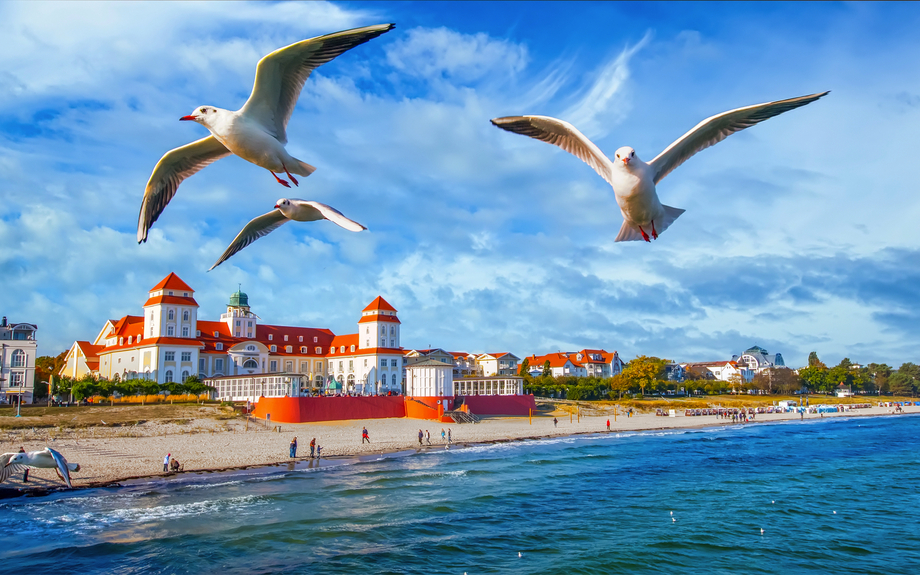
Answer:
[
  {"left": 521, "top": 353, "right": 920, "bottom": 399},
  {"left": 49, "top": 373, "right": 215, "bottom": 402}
]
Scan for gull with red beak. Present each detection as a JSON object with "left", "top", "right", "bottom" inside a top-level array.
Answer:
[
  {"left": 491, "top": 91, "right": 828, "bottom": 242},
  {"left": 137, "top": 23, "right": 394, "bottom": 243},
  {"left": 209, "top": 199, "right": 367, "bottom": 271}
]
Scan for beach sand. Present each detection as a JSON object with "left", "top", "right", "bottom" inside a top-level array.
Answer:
[{"left": 1, "top": 405, "right": 913, "bottom": 490}]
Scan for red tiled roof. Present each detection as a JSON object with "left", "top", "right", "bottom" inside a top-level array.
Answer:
[
  {"left": 358, "top": 314, "right": 401, "bottom": 324},
  {"left": 150, "top": 272, "right": 194, "bottom": 293},
  {"left": 527, "top": 353, "right": 577, "bottom": 369},
  {"left": 363, "top": 296, "right": 397, "bottom": 312},
  {"left": 143, "top": 295, "right": 199, "bottom": 307},
  {"left": 75, "top": 341, "right": 105, "bottom": 360}
]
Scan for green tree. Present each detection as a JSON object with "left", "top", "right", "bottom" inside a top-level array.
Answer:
[
  {"left": 519, "top": 358, "right": 530, "bottom": 377},
  {"left": 867, "top": 363, "right": 892, "bottom": 394},
  {"left": 798, "top": 366, "right": 827, "bottom": 393},
  {"left": 71, "top": 379, "right": 99, "bottom": 401},
  {"left": 808, "top": 352, "right": 826, "bottom": 368},
  {"left": 542, "top": 360, "right": 552, "bottom": 378},
  {"left": 621, "top": 356, "right": 668, "bottom": 397}
]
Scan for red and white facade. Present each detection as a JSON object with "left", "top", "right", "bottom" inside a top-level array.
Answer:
[{"left": 60, "top": 273, "right": 406, "bottom": 395}]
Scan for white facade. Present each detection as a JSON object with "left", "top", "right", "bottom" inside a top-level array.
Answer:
[
  {"left": 477, "top": 353, "right": 520, "bottom": 376},
  {"left": 454, "top": 376, "right": 523, "bottom": 396},
  {"left": 1, "top": 317, "right": 38, "bottom": 404},
  {"left": 210, "top": 373, "right": 306, "bottom": 402},
  {"left": 406, "top": 360, "right": 453, "bottom": 396}
]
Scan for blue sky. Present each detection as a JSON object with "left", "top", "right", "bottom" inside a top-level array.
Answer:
[{"left": 2, "top": 1, "right": 919, "bottom": 368}]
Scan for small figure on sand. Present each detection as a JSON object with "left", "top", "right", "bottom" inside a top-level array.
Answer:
[
  {"left": 418, "top": 429, "right": 424, "bottom": 446},
  {"left": 316, "top": 444, "right": 322, "bottom": 458},
  {"left": 553, "top": 417, "right": 558, "bottom": 428},
  {"left": 310, "top": 438, "right": 316, "bottom": 458},
  {"left": 170, "top": 458, "right": 182, "bottom": 473},
  {"left": 362, "top": 427, "right": 370, "bottom": 444},
  {"left": 163, "top": 453, "right": 171, "bottom": 472},
  {"left": 290, "top": 437, "right": 298, "bottom": 458},
  {"left": 426, "top": 430, "right": 431, "bottom": 445},
  {"left": 606, "top": 419, "right": 610, "bottom": 431},
  {"left": 448, "top": 428, "right": 452, "bottom": 444},
  {"left": 441, "top": 428, "right": 446, "bottom": 443}
]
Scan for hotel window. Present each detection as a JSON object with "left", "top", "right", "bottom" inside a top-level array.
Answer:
[
  {"left": 10, "top": 372, "right": 24, "bottom": 386},
  {"left": 284, "top": 335, "right": 288, "bottom": 342},
  {"left": 215, "top": 358, "right": 224, "bottom": 372},
  {"left": 165, "top": 370, "right": 173, "bottom": 382},
  {"left": 183, "top": 310, "right": 189, "bottom": 321},
  {"left": 119, "top": 337, "right": 124, "bottom": 345},
  {"left": 315, "top": 361, "right": 323, "bottom": 371},
  {"left": 329, "top": 347, "right": 334, "bottom": 354},
  {"left": 313, "top": 337, "right": 318, "bottom": 343},
  {"left": 380, "top": 326, "right": 386, "bottom": 334},
  {"left": 183, "top": 292, "right": 188, "bottom": 297},
  {"left": 11, "top": 350, "right": 26, "bottom": 368},
  {"left": 168, "top": 291, "right": 173, "bottom": 296},
  {"left": 391, "top": 359, "right": 398, "bottom": 367},
  {"left": 167, "top": 326, "right": 174, "bottom": 336},
  {"left": 340, "top": 346, "right": 345, "bottom": 353},
  {"left": 268, "top": 334, "right": 273, "bottom": 341},
  {"left": 270, "top": 360, "right": 278, "bottom": 372},
  {"left": 365, "top": 327, "right": 369, "bottom": 334},
  {"left": 150, "top": 327, "right": 154, "bottom": 336},
  {"left": 350, "top": 345, "right": 355, "bottom": 352},
  {"left": 128, "top": 336, "right": 132, "bottom": 345},
  {"left": 315, "top": 347, "right": 321, "bottom": 354},
  {"left": 216, "top": 343, "right": 223, "bottom": 351},
  {"left": 182, "top": 326, "right": 189, "bottom": 337},
  {"left": 181, "top": 352, "right": 191, "bottom": 362},
  {"left": 390, "top": 339, "right": 395, "bottom": 347},
  {"left": 236, "top": 321, "right": 240, "bottom": 326},
  {"left": 348, "top": 360, "right": 354, "bottom": 371},
  {"left": 270, "top": 345, "right": 277, "bottom": 352},
  {"left": 199, "top": 358, "right": 205, "bottom": 372},
  {"left": 298, "top": 336, "right": 303, "bottom": 342},
  {"left": 300, "top": 361, "right": 309, "bottom": 373},
  {"left": 300, "top": 346, "right": 307, "bottom": 353},
  {"left": 286, "top": 345, "right": 292, "bottom": 353},
  {"left": 338, "top": 361, "right": 343, "bottom": 372},
  {"left": 247, "top": 321, "right": 252, "bottom": 327},
  {"left": 286, "top": 361, "right": 293, "bottom": 372},
  {"left": 165, "top": 351, "right": 175, "bottom": 361},
  {"left": 168, "top": 310, "right": 174, "bottom": 321},
  {"left": 181, "top": 370, "right": 189, "bottom": 381},
  {"left": 380, "top": 359, "right": 387, "bottom": 368},
  {"left": 390, "top": 326, "right": 395, "bottom": 335}
]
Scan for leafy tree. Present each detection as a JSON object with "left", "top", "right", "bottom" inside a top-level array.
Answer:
[
  {"left": 867, "top": 363, "right": 892, "bottom": 394},
  {"left": 71, "top": 379, "right": 99, "bottom": 401},
  {"left": 770, "top": 368, "right": 800, "bottom": 395},
  {"left": 519, "top": 358, "right": 530, "bottom": 377},
  {"left": 34, "top": 351, "right": 68, "bottom": 388},
  {"left": 621, "top": 356, "right": 668, "bottom": 397},
  {"left": 798, "top": 366, "right": 827, "bottom": 393},
  {"left": 608, "top": 374, "right": 630, "bottom": 399},
  {"left": 888, "top": 372, "right": 915, "bottom": 396},
  {"left": 542, "top": 360, "right": 552, "bottom": 378},
  {"left": 808, "top": 352, "right": 826, "bottom": 368}
]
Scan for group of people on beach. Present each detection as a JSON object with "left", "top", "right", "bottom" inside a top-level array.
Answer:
[
  {"left": 289, "top": 437, "right": 322, "bottom": 459},
  {"left": 162, "top": 453, "right": 182, "bottom": 473},
  {"left": 417, "top": 428, "right": 452, "bottom": 446}
]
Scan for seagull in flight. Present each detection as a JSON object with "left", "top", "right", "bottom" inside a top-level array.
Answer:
[
  {"left": 1, "top": 447, "right": 80, "bottom": 489},
  {"left": 209, "top": 199, "right": 367, "bottom": 271},
  {"left": 138, "top": 23, "right": 395, "bottom": 243},
  {"left": 491, "top": 91, "right": 828, "bottom": 242}
]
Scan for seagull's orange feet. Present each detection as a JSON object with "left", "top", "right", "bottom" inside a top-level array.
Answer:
[
  {"left": 271, "top": 171, "right": 291, "bottom": 188},
  {"left": 651, "top": 220, "right": 659, "bottom": 240},
  {"left": 282, "top": 163, "right": 299, "bottom": 187},
  {"left": 639, "top": 226, "right": 651, "bottom": 242}
]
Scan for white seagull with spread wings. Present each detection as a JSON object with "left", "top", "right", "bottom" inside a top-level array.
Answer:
[
  {"left": 1, "top": 447, "right": 80, "bottom": 489},
  {"left": 138, "top": 23, "right": 395, "bottom": 243},
  {"left": 491, "top": 91, "right": 828, "bottom": 242},
  {"left": 209, "top": 199, "right": 367, "bottom": 271}
]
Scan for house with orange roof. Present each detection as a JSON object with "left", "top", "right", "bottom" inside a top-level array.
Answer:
[
  {"left": 60, "top": 273, "right": 407, "bottom": 397},
  {"left": 524, "top": 352, "right": 587, "bottom": 378},
  {"left": 681, "top": 360, "right": 753, "bottom": 383}
]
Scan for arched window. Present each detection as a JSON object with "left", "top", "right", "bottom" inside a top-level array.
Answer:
[
  {"left": 380, "top": 326, "right": 386, "bottom": 334},
  {"left": 243, "top": 359, "right": 258, "bottom": 369},
  {"left": 390, "top": 326, "right": 395, "bottom": 335},
  {"left": 181, "top": 370, "right": 189, "bottom": 382},
  {"left": 168, "top": 310, "right": 174, "bottom": 321},
  {"left": 270, "top": 345, "right": 277, "bottom": 352},
  {"left": 11, "top": 350, "right": 25, "bottom": 368},
  {"left": 392, "top": 373, "right": 397, "bottom": 386},
  {"left": 183, "top": 310, "right": 189, "bottom": 321},
  {"left": 165, "top": 370, "right": 174, "bottom": 382}
]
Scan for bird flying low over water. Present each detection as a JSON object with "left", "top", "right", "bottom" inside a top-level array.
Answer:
[
  {"left": 209, "top": 199, "right": 367, "bottom": 271},
  {"left": 1, "top": 447, "right": 80, "bottom": 489},
  {"left": 137, "top": 23, "right": 395, "bottom": 243},
  {"left": 491, "top": 91, "right": 828, "bottom": 242}
]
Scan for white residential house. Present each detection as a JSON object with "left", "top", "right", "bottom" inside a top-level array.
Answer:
[
  {"left": 732, "top": 345, "right": 785, "bottom": 374},
  {"left": 476, "top": 352, "right": 520, "bottom": 376},
  {"left": 682, "top": 361, "right": 754, "bottom": 384},
  {"left": 1, "top": 317, "right": 38, "bottom": 404}
]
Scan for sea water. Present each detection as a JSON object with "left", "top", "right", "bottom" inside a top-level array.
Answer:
[{"left": 2, "top": 415, "right": 920, "bottom": 574}]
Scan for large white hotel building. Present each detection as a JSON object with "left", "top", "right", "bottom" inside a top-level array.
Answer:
[{"left": 60, "top": 273, "right": 406, "bottom": 394}]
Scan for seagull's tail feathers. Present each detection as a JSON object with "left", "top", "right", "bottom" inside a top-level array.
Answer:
[
  {"left": 615, "top": 221, "right": 647, "bottom": 242},
  {"left": 655, "top": 204, "right": 686, "bottom": 235},
  {"left": 68, "top": 463, "right": 80, "bottom": 472},
  {"left": 289, "top": 158, "right": 317, "bottom": 177}
]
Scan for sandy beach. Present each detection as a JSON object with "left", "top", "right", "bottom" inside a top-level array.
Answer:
[{"left": 1, "top": 405, "right": 914, "bottom": 491}]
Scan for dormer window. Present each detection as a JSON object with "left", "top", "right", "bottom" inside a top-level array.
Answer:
[
  {"left": 329, "top": 347, "right": 334, "bottom": 354},
  {"left": 270, "top": 345, "right": 277, "bottom": 352},
  {"left": 300, "top": 346, "right": 307, "bottom": 353},
  {"left": 350, "top": 345, "right": 355, "bottom": 352},
  {"left": 313, "top": 337, "right": 318, "bottom": 343},
  {"left": 196, "top": 330, "right": 200, "bottom": 337},
  {"left": 340, "top": 346, "right": 345, "bottom": 353},
  {"left": 216, "top": 343, "right": 223, "bottom": 351},
  {"left": 119, "top": 337, "right": 123, "bottom": 345},
  {"left": 268, "top": 334, "right": 273, "bottom": 341},
  {"left": 285, "top": 345, "right": 292, "bottom": 353},
  {"left": 315, "top": 347, "right": 321, "bottom": 354},
  {"left": 183, "top": 292, "right": 188, "bottom": 297},
  {"left": 168, "top": 291, "right": 173, "bottom": 296},
  {"left": 213, "top": 331, "right": 219, "bottom": 337},
  {"left": 298, "top": 336, "right": 303, "bottom": 342},
  {"left": 127, "top": 336, "right": 132, "bottom": 345}
]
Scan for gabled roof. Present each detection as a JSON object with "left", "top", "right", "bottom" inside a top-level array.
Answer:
[
  {"left": 528, "top": 352, "right": 579, "bottom": 369},
  {"left": 143, "top": 294, "right": 199, "bottom": 307},
  {"left": 363, "top": 296, "right": 397, "bottom": 312},
  {"left": 150, "top": 272, "right": 194, "bottom": 293}
]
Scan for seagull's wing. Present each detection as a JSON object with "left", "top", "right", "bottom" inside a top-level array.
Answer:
[
  {"left": 241, "top": 23, "right": 395, "bottom": 141},
  {"left": 209, "top": 209, "right": 290, "bottom": 271},
  {"left": 490, "top": 115, "right": 614, "bottom": 186},
  {"left": 297, "top": 200, "right": 367, "bottom": 232},
  {"left": 0, "top": 453, "right": 22, "bottom": 484},
  {"left": 46, "top": 448, "right": 74, "bottom": 489},
  {"left": 648, "top": 91, "right": 829, "bottom": 184},
  {"left": 138, "top": 136, "right": 231, "bottom": 243}
]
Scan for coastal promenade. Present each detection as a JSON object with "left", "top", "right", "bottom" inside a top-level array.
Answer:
[{"left": 1, "top": 405, "right": 914, "bottom": 490}]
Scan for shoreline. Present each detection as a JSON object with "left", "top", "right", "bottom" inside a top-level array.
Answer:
[{"left": 2, "top": 407, "right": 916, "bottom": 498}]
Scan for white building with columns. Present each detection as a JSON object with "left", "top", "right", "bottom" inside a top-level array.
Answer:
[
  {"left": 1, "top": 316, "right": 38, "bottom": 404},
  {"left": 61, "top": 273, "right": 407, "bottom": 395}
]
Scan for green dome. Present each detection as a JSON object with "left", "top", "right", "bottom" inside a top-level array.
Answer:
[{"left": 229, "top": 289, "right": 249, "bottom": 308}]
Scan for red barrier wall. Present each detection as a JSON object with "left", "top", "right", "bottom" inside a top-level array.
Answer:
[
  {"left": 253, "top": 396, "right": 406, "bottom": 423},
  {"left": 462, "top": 394, "right": 537, "bottom": 416}
]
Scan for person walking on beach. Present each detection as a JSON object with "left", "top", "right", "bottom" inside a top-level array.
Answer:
[
  {"left": 606, "top": 419, "right": 610, "bottom": 431},
  {"left": 163, "top": 453, "right": 171, "bottom": 472},
  {"left": 426, "top": 430, "right": 431, "bottom": 445},
  {"left": 553, "top": 417, "right": 558, "bottom": 428},
  {"left": 448, "top": 428, "right": 452, "bottom": 444},
  {"left": 310, "top": 438, "right": 316, "bottom": 458},
  {"left": 290, "top": 437, "right": 298, "bottom": 458},
  {"left": 441, "top": 429, "right": 446, "bottom": 443},
  {"left": 418, "top": 429, "right": 424, "bottom": 446},
  {"left": 362, "top": 427, "right": 370, "bottom": 444}
]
